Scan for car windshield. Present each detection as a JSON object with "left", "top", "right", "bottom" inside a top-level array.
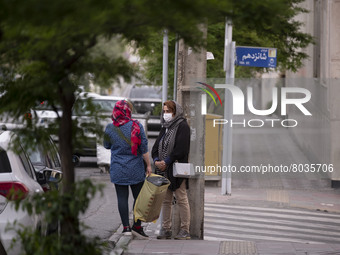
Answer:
[
  {"left": 133, "top": 101, "right": 162, "bottom": 115},
  {"left": 27, "top": 141, "right": 61, "bottom": 169},
  {"left": 130, "top": 88, "right": 161, "bottom": 99},
  {"left": 92, "top": 99, "right": 118, "bottom": 112},
  {"left": 27, "top": 148, "right": 45, "bottom": 166},
  {"left": 74, "top": 98, "right": 119, "bottom": 116}
]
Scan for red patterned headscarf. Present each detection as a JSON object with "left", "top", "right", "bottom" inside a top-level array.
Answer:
[{"left": 112, "top": 100, "right": 141, "bottom": 155}]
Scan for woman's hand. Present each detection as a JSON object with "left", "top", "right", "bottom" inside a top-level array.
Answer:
[
  {"left": 145, "top": 166, "right": 152, "bottom": 176},
  {"left": 142, "top": 152, "right": 152, "bottom": 176},
  {"left": 155, "top": 160, "right": 167, "bottom": 171}
]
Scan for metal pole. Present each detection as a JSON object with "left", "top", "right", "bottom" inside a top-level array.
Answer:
[
  {"left": 221, "top": 20, "right": 234, "bottom": 195},
  {"left": 173, "top": 34, "right": 179, "bottom": 101},
  {"left": 226, "top": 41, "right": 235, "bottom": 195},
  {"left": 159, "top": 29, "right": 168, "bottom": 227},
  {"left": 162, "top": 29, "right": 169, "bottom": 104}
]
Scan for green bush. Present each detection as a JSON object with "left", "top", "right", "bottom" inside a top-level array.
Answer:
[{"left": 8, "top": 179, "right": 106, "bottom": 255}]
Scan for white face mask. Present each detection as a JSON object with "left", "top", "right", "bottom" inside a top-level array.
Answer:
[{"left": 163, "top": 113, "right": 173, "bottom": 122}]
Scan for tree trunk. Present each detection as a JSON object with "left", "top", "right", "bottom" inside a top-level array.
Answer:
[
  {"left": 59, "top": 88, "right": 75, "bottom": 193},
  {"left": 58, "top": 85, "right": 80, "bottom": 236}
]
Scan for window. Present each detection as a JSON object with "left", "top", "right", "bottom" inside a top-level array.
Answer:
[
  {"left": 133, "top": 101, "right": 162, "bottom": 115},
  {"left": 26, "top": 141, "right": 61, "bottom": 169},
  {"left": 19, "top": 148, "right": 35, "bottom": 179},
  {"left": 47, "top": 140, "right": 61, "bottom": 168},
  {"left": 130, "top": 88, "right": 161, "bottom": 99},
  {"left": 74, "top": 99, "right": 118, "bottom": 116},
  {"left": 27, "top": 148, "right": 45, "bottom": 165},
  {"left": 0, "top": 149, "right": 11, "bottom": 173},
  {"left": 92, "top": 99, "right": 118, "bottom": 113},
  {"left": 35, "top": 101, "right": 61, "bottom": 111}
]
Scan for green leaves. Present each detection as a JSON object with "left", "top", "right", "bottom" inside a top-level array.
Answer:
[
  {"left": 0, "top": 1, "right": 237, "bottom": 252},
  {"left": 138, "top": 0, "right": 314, "bottom": 83},
  {"left": 0, "top": 2, "right": 313, "bottom": 251},
  {"left": 11, "top": 179, "right": 105, "bottom": 255}
]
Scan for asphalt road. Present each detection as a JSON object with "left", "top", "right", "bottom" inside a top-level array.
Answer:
[{"left": 76, "top": 157, "right": 120, "bottom": 240}]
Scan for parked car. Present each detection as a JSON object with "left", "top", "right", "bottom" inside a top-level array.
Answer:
[
  {"left": 128, "top": 85, "right": 162, "bottom": 137},
  {"left": 24, "top": 93, "right": 124, "bottom": 158},
  {"left": 0, "top": 130, "right": 51, "bottom": 255},
  {"left": 0, "top": 121, "right": 63, "bottom": 190},
  {"left": 72, "top": 93, "right": 126, "bottom": 158},
  {"left": 25, "top": 140, "right": 63, "bottom": 235},
  {"left": 25, "top": 137, "right": 62, "bottom": 192},
  {"left": 73, "top": 92, "right": 149, "bottom": 159},
  {"left": 34, "top": 101, "right": 61, "bottom": 129},
  {"left": 0, "top": 114, "right": 24, "bottom": 131}
]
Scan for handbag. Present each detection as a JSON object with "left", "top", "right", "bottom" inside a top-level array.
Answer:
[{"left": 173, "top": 162, "right": 195, "bottom": 178}]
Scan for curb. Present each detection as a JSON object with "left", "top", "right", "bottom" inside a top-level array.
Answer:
[
  {"left": 108, "top": 220, "right": 155, "bottom": 254},
  {"left": 109, "top": 224, "right": 133, "bottom": 255}
]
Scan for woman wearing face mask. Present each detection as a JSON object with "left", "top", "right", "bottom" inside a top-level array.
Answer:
[{"left": 151, "top": 100, "right": 191, "bottom": 240}]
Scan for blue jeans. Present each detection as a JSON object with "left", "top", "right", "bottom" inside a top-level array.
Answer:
[{"left": 114, "top": 181, "right": 144, "bottom": 227}]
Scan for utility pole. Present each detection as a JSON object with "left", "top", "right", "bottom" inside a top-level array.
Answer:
[
  {"left": 220, "top": 19, "right": 235, "bottom": 195},
  {"left": 173, "top": 34, "right": 179, "bottom": 101},
  {"left": 162, "top": 29, "right": 168, "bottom": 103},
  {"left": 175, "top": 25, "right": 207, "bottom": 239}
]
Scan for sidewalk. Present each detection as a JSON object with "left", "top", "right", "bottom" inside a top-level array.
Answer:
[
  {"left": 125, "top": 239, "right": 340, "bottom": 255},
  {"left": 205, "top": 185, "right": 340, "bottom": 214},
  {"left": 109, "top": 184, "right": 340, "bottom": 255},
  {"left": 110, "top": 125, "right": 340, "bottom": 254}
]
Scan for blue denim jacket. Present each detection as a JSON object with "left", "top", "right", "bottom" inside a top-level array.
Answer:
[{"left": 104, "top": 121, "right": 148, "bottom": 185}]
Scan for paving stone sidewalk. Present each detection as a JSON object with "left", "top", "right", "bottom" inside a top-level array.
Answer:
[
  {"left": 110, "top": 185, "right": 340, "bottom": 255},
  {"left": 111, "top": 124, "right": 340, "bottom": 254}
]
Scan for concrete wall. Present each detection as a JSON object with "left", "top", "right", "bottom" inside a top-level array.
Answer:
[{"left": 286, "top": 0, "right": 340, "bottom": 185}]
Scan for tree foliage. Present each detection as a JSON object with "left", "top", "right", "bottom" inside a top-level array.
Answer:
[
  {"left": 8, "top": 180, "right": 105, "bottom": 255},
  {"left": 0, "top": 0, "right": 231, "bottom": 247},
  {"left": 0, "top": 0, "right": 313, "bottom": 249},
  {"left": 138, "top": 0, "right": 313, "bottom": 95}
]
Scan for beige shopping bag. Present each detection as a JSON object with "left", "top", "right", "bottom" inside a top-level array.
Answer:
[{"left": 134, "top": 174, "right": 170, "bottom": 223}]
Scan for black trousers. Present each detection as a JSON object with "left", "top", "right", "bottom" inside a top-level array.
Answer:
[{"left": 114, "top": 181, "right": 144, "bottom": 227}]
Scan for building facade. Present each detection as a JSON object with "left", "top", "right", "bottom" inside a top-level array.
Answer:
[{"left": 286, "top": 0, "right": 340, "bottom": 187}]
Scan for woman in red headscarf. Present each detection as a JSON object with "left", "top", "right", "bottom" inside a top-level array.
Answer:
[{"left": 104, "top": 100, "right": 151, "bottom": 239}]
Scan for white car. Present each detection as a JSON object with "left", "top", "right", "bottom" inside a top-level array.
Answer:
[
  {"left": 73, "top": 93, "right": 148, "bottom": 160},
  {"left": 0, "top": 130, "right": 44, "bottom": 255},
  {"left": 72, "top": 93, "right": 127, "bottom": 158},
  {"left": 74, "top": 93, "right": 150, "bottom": 171},
  {"left": 128, "top": 85, "right": 162, "bottom": 137}
]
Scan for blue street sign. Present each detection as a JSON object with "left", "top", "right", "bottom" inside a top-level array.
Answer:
[{"left": 236, "top": 46, "right": 277, "bottom": 68}]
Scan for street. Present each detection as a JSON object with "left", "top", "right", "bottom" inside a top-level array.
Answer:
[{"left": 76, "top": 157, "right": 120, "bottom": 241}]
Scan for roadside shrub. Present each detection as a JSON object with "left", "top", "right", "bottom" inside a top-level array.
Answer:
[{"left": 8, "top": 179, "right": 106, "bottom": 255}]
